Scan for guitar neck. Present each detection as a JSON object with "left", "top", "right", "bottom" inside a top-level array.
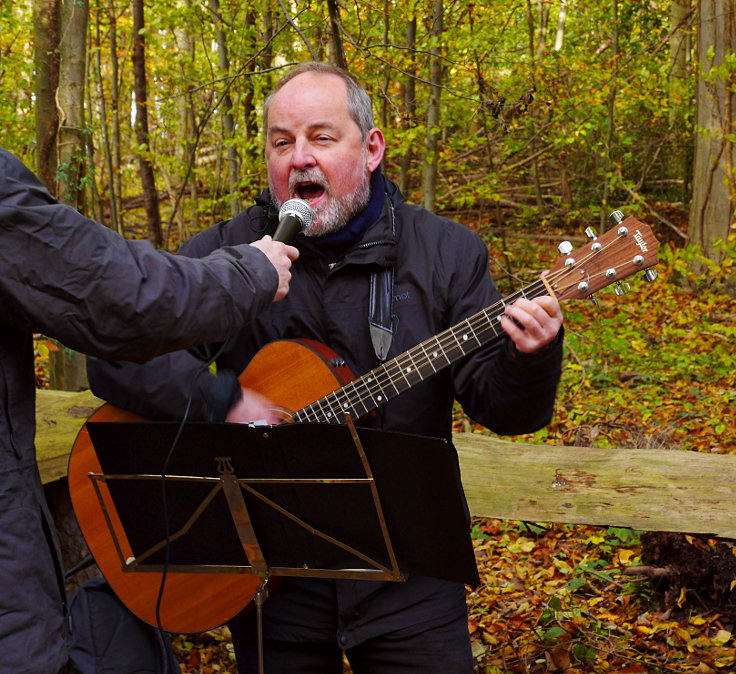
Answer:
[{"left": 293, "top": 278, "right": 549, "bottom": 424}]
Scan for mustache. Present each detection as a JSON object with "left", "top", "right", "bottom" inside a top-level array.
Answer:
[{"left": 288, "top": 168, "right": 329, "bottom": 194}]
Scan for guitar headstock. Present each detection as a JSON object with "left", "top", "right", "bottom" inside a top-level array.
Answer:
[{"left": 545, "top": 215, "right": 660, "bottom": 301}]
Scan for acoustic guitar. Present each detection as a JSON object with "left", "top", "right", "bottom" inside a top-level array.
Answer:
[{"left": 69, "top": 216, "right": 659, "bottom": 633}]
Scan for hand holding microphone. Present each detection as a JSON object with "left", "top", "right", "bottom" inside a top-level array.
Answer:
[{"left": 250, "top": 199, "right": 312, "bottom": 301}]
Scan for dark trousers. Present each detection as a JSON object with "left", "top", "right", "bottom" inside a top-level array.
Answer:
[{"left": 231, "top": 615, "right": 474, "bottom": 674}]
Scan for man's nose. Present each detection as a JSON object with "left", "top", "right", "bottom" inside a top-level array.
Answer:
[{"left": 291, "top": 139, "right": 316, "bottom": 169}]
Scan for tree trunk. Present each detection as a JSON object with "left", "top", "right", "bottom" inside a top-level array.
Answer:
[
  {"left": 172, "top": 3, "right": 199, "bottom": 237},
  {"left": 33, "top": 0, "right": 61, "bottom": 193},
  {"left": 380, "top": 0, "right": 390, "bottom": 129},
  {"left": 93, "top": 3, "right": 120, "bottom": 233},
  {"left": 687, "top": 0, "right": 735, "bottom": 267},
  {"left": 669, "top": 0, "right": 692, "bottom": 203},
  {"left": 553, "top": 1, "right": 567, "bottom": 52},
  {"left": 130, "top": 0, "right": 163, "bottom": 247},
  {"left": 107, "top": 0, "right": 124, "bottom": 234},
  {"left": 601, "top": 0, "right": 619, "bottom": 228},
  {"left": 421, "top": 0, "right": 443, "bottom": 212},
  {"left": 524, "top": 0, "right": 543, "bottom": 211},
  {"left": 326, "top": 0, "right": 348, "bottom": 70},
  {"left": 669, "top": 0, "right": 690, "bottom": 80},
  {"left": 242, "top": 5, "right": 260, "bottom": 172},
  {"left": 398, "top": 14, "right": 417, "bottom": 196},
  {"left": 210, "top": 0, "right": 241, "bottom": 217},
  {"left": 57, "top": 0, "right": 89, "bottom": 211}
]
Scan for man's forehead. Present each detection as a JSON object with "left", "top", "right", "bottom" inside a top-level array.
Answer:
[
  {"left": 269, "top": 72, "right": 348, "bottom": 111},
  {"left": 266, "top": 74, "right": 354, "bottom": 132}
]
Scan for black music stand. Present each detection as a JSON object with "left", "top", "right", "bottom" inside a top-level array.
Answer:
[{"left": 85, "top": 418, "right": 479, "bottom": 670}]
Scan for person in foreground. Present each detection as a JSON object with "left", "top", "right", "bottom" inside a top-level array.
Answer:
[
  {"left": 88, "top": 62, "right": 564, "bottom": 673},
  {"left": 0, "top": 148, "right": 298, "bottom": 674}
]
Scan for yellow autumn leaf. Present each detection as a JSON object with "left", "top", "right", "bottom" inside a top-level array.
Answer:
[
  {"left": 715, "top": 653, "right": 735, "bottom": 667},
  {"left": 594, "top": 611, "right": 619, "bottom": 621},
  {"left": 675, "top": 627, "right": 692, "bottom": 643},
  {"left": 690, "top": 614, "right": 707, "bottom": 626},
  {"left": 615, "top": 548, "right": 636, "bottom": 565},
  {"left": 712, "top": 629, "right": 732, "bottom": 646}
]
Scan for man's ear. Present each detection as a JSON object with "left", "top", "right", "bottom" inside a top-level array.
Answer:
[{"left": 365, "top": 127, "right": 386, "bottom": 172}]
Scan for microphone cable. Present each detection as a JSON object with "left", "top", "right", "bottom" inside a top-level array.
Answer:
[{"left": 153, "top": 337, "right": 231, "bottom": 671}]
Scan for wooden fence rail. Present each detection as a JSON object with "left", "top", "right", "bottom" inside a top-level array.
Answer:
[{"left": 36, "top": 389, "right": 736, "bottom": 538}]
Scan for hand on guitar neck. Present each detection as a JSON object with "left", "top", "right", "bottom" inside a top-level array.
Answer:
[{"left": 500, "top": 295, "right": 563, "bottom": 354}]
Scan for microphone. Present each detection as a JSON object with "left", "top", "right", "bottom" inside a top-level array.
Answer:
[{"left": 274, "top": 199, "right": 313, "bottom": 243}]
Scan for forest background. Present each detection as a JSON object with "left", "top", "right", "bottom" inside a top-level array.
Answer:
[{"left": 1, "top": 0, "right": 735, "bottom": 671}]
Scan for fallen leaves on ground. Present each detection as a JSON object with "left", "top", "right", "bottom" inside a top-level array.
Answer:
[{"left": 467, "top": 518, "right": 735, "bottom": 673}]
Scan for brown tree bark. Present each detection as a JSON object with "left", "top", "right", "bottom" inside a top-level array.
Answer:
[
  {"left": 398, "top": 14, "right": 417, "bottom": 196},
  {"left": 687, "top": 0, "right": 735, "bottom": 271},
  {"left": 421, "top": 0, "right": 443, "bottom": 212},
  {"left": 130, "top": 0, "right": 163, "bottom": 247},
  {"left": 33, "top": 0, "right": 61, "bottom": 193},
  {"left": 57, "top": 0, "right": 89, "bottom": 211},
  {"left": 327, "top": 0, "right": 348, "bottom": 70}
]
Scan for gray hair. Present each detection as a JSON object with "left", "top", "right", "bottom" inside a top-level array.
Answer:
[{"left": 264, "top": 62, "right": 375, "bottom": 140}]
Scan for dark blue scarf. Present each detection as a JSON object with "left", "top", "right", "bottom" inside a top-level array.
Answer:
[{"left": 315, "top": 167, "right": 384, "bottom": 263}]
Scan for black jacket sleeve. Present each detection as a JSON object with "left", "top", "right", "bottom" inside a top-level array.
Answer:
[
  {"left": 85, "top": 224, "right": 246, "bottom": 421},
  {"left": 0, "top": 149, "right": 277, "bottom": 362}
]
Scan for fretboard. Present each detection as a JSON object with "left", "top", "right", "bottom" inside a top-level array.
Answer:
[{"left": 292, "top": 278, "right": 549, "bottom": 424}]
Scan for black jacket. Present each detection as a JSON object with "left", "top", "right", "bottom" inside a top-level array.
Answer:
[
  {"left": 0, "top": 149, "right": 279, "bottom": 674},
  {"left": 88, "top": 176, "right": 563, "bottom": 648}
]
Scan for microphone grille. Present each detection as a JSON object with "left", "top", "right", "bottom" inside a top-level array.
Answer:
[{"left": 278, "top": 199, "right": 313, "bottom": 228}]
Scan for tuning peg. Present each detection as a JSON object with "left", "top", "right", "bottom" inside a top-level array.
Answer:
[
  {"left": 614, "top": 281, "right": 630, "bottom": 296},
  {"left": 609, "top": 210, "right": 625, "bottom": 225},
  {"left": 558, "top": 240, "right": 573, "bottom": 255},
  {"left": 585, "top": 226, "right": 598, "bottom": 240},
  {"left": 642, "top": 269, "right": 658, "bottom": 283},
  {"left": 589, "top": 294, "right": 599, "bottom": 306}
]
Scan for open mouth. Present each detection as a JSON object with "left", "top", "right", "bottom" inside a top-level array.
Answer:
[{"left": 295, "top": 182, "right": 326, "bottom": 204}]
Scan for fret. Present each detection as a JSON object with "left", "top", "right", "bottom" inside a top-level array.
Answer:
[
  {"left": 404, "top": 349, "right": 426, "bottom": 383},
  {"left": 312, "top": 396, "right": 331, "bottom": 422},
  {"left": 475, "top": 307, "right": 502, "bottom": 339},
  {"left": 377, "top": 360, "right": 406, "bottom": 395},
  {"left": 318, "top": 395, "right": 340, "bottom": 423},
  {"left": 417, "top": 342, "right": 439, "bottom": 373},
  {"left": 347, "top": 379, "right": 374, "bottom": 418},
  {"left": 423, "top": 337, "right": 452, "bottom": 369},
  {"left": 331, "top": 387, "right": 355, "bottom": 420},
  {"left": 368, "top": 368, "right": 397, "bottom": 398},
  {"left": 298, "top": 405, "right": 318, "bottom": 423},
  {"left": 392, "top": 354, "right": 415, "bottom": 389}
]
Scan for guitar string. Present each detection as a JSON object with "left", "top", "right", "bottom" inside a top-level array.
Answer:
[{"left": 296, "top": 231, "right": 641, "bottom": 423}]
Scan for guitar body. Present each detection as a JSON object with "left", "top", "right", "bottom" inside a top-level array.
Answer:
[
  {"left": 68, "top": 339, "right": 355, "bottom": 633},
  {"left": 237, "top": 338, "right": 355, "bottom": 421}
]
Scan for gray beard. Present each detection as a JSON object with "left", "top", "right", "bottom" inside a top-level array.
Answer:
[{"left": 269, "top": 165, "right": 371, "bottom": 238}]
